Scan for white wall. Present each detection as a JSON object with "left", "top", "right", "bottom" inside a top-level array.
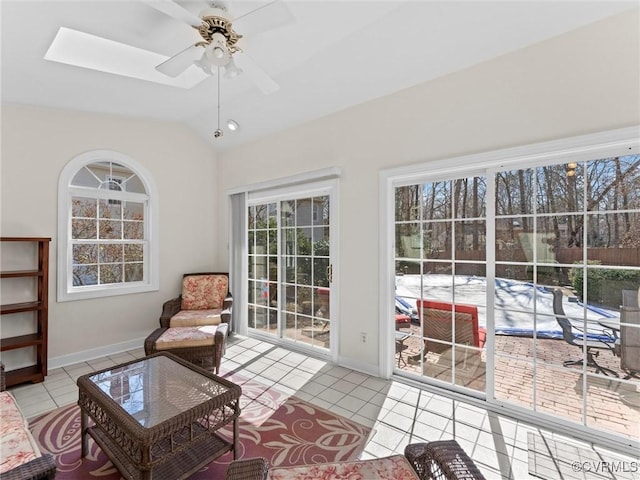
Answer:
[
  {"left": 216, "top": 10, "right": 640, "bottom": 373},
  {"left": 1, "top": 105, "right": 218, "bottom": 366}
]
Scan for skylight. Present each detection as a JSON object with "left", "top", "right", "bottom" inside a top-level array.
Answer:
[{"left": 44, "top": 27, "right": 207, "bottom": 89}]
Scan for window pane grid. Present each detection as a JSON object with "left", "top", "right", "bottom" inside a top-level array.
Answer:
[
  {"left": 395, "top": 174, "right": 487, "bottom": 391},
  {"left": 71, "top": 240, "right": 146, "bottom": 287},
  {"left": 395, "top": 153, "right": 639, "bottom": 441},
  {"left": 68, "top": 164, "right": 148, "bottom": 288},
  {"left": 72, "top": 197, "right": 145, "bottom": 235},
  {"left": 248, "top": 196, "right": 331, "bottom": 350},
  {"left": 247, "top": 202, "right": 277, "bottom": 331}
]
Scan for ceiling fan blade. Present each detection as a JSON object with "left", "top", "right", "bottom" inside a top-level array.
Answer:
[
  {"left": 232, "top": 0, "right": 294, "bottom": 36},
  {"left": 156, "top": 44, "right": 201, "bottom": 77},
  {"left": 233, "top": 52, "right": 279, "bottom": 95},
  {"left": 140, "top": 0, "right": 203, "bottom": 27}
]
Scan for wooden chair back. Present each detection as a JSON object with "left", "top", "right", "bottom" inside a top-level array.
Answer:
[{"left": 416, "top": 300, "right": 481, "bottom": 354}]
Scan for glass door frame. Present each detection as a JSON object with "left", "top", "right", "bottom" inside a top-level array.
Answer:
[
  {"left": 246, "top": 179, "right": 339, "bottom": 362},
  {"left": 390, "top": 169, "right": 491, "bottom": 399},
  {"left": 379, "top": 127, "right": 640, "bottom": 453}
]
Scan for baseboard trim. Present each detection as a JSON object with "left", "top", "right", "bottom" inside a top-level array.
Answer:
[
  {"left": 338, "top": 355, "right": 379, "bottom": 377},
  {"left": 48, "top": 337, "right": 146, "bottom": 370}
]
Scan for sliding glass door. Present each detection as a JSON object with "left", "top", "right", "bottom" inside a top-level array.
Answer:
[
  {"left": 392, "top": 152, "right": 640, "bottom": 442},
  {"left": 247, "top": 185, "right": 335, "bottom": 353}
]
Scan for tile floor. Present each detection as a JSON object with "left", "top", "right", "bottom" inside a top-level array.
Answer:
[{"left": 7, "top": 335, "right": 639, "bottom": 480}]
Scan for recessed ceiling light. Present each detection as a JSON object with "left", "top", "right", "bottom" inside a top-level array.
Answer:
[
  {"left": 44, "top": 27, "right": 208, "bottom": 89},
  {"left": 227, "top": 119, "right": 240, "bottom": 131}
]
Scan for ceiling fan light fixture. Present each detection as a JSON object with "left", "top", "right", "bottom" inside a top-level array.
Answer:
[
  {"left": 227, "top": 119, "right": 240, "bottom": 131},
  {"left": 194, "top": 55, "right": 213, "bottom": 75},
  {"left": 205, "top": 33, "right": 230, "bottom": 66},
  {"left": 224, "top": 59, "right": 243, "bottom": 79},
  {"left": 212, "top": 46, "right": 225, "bottom": 59}
]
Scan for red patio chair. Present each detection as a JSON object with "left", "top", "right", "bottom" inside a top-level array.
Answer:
[{"left": 409, "top": 300, "right": 485, "bottom": 365}]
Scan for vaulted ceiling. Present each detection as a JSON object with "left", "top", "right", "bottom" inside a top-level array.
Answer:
[{"left": 2, "top": 1, "right": 636, "bottom": 150}]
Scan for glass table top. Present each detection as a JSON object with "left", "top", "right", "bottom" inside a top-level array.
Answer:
[{"left": 86, "top": 355, "right": 230, "bottom": 428}]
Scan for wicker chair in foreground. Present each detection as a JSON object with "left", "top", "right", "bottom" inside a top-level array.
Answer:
[
  {"left": 226, "top": 457, "right": 269, "bottom": 480},
  {"left": 144, "top": 272, "right": 232, "bottom": 374},
  {"left": 405, "top": 440, "right": 487, "bottom": 480}
]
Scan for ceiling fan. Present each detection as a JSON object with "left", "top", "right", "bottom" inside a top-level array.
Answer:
[{"left": 143, "top": 0, "right": 293, "bottom": 94}]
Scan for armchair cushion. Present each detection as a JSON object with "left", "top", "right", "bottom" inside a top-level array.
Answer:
[
  {"left": 268, "top": 455, "right": 419, "bottom": 480},
  {"left": 170, "top": 309, "right": 222, "bottom": 327},
  {"left": 181, "top": 274, "right": 229, "bottom": 310},
  {"left": 0, "top": 391, "right": 42, "bottom": 474},
  {"left": 145, "top": 323, "right": 228, "bottom": 374},
  {"left": 155, "top": 325, "right": 222, "bottom": 350}
]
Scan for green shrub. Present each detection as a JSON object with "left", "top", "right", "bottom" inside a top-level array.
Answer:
[{"left": 570, "top": 261, "right": 640, "bottom": 307}]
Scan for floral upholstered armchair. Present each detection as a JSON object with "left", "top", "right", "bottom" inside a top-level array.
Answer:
[
  {"left": 0, "top": 363, "right": 57, "bottom": 480},
  {"left": 144, "top": 272, "right": 232, "bottom": 374},
  {"left": 224, "top": 440, "right": 486, "bottom": 480}
]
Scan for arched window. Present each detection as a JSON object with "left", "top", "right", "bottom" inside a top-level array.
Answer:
[{"left": 57, "top": 150, "right": 159, "bottom": 301}]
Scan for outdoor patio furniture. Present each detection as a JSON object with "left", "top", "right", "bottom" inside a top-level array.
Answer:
[
  {"left": 597, "top": 318, "right": 620, "bottom": 343},
  {"left": 409, "top": 300, "right": 485, "bottom": 364},
  {"left": 619, "top": 288, "right": 640, "bottom": 380},
  {"left": 397, "top": 296, "right": 419, "bottom": 325},
  {"left": 396, "top": 313, "right": 412, "bottom": 329},
  {"left": 396, "top": 331, "right": 410, "bottom": 367},
  {"left": 144, "top": 272, "right": 232, "bottom": 374},
  {"left": 621, "top": 289, "right": 640, "bottom": 309},
  {"left": 551, "top": 289, "right": 618, "bottom": 377},
  {"left": 620, "top": 305, "right": 640, "bottom": 380}
]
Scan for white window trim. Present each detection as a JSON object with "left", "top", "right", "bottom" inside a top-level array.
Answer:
[
  {"left": 227, "top": 167, "right": 342, "bottom": 196},
  {"left": 379, "top": 126, "right": 640, "bottom": 454},
  {"left": 57, "top": 150, "right": 160, "bottom": 302}
]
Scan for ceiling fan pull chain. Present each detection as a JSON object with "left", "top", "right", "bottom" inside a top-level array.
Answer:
[{"left": 214, "top": 66, "right": 223, "bottom": 138}]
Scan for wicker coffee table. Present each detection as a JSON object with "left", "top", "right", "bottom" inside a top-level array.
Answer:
[{"left": 77, "top": 352, "right": 241, "bottom": 480}]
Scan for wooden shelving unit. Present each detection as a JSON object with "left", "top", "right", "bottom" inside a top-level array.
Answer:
[{"left": 0, "top": 237, "right": 50, "bottom": 386}]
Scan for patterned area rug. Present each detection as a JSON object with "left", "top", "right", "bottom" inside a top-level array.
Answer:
[{"left": 29, "top": 373, "right": 372, "bottom": 479}]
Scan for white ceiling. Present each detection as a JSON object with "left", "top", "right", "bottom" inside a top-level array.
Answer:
[{"left": 2, "top": 1, "right": 637, "bottom": 151}]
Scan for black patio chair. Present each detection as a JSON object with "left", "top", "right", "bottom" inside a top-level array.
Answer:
[{"left": 552, "top": 289, "right": 618, "bottom": 377}]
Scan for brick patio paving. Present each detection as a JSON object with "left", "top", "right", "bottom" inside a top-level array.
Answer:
[
  {"left": 269, "top": 320, "right": 638, "bottom": 440},
  {"left": 396, "top": 327, "right": 640, "bottom": 441}
]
